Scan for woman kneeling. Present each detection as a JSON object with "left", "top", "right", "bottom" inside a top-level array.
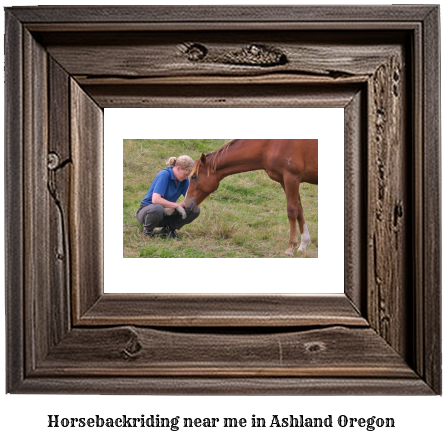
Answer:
[{"left": 136, "top": 155, "right": 200, "bottom": 239}]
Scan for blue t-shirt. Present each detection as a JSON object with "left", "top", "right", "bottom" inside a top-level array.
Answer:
[{"left": 141, "top": 167, "right": 190, "bottom": 206}]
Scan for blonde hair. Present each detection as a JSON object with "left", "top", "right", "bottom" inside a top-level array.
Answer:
[{"left": 166, "top": 155, "right": 194, "bottom": 171}]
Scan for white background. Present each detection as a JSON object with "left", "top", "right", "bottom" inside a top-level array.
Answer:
[
  {"left": 1, "top": 1, "right": 442, "bottom": 438},
  {"left": 105, "top": 108, "right": 344, "bottom": 294}
]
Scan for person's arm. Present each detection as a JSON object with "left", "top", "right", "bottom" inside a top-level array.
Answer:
[
  {"left": 152, "top": 193, "right": 187, "bottom": 218},
  {"left": 180, "top": 181, "right": 190, "bottom": 208},
  {"left": 151, "top": 192, "right": 178, "bottom": 209}
]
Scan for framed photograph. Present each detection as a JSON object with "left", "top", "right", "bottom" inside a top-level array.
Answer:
[
  {"left": 109, "top": 108, "right": 342, "bottom": 294},
  {"left": 5, "top": 5, "right": 441, "bottom": 394},
  {"left": 118, "top": 120, "right": 322, "bottom": 260}
]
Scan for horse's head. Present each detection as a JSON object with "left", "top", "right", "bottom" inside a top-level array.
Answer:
[{"left": 185, "top": 153, "right": 220, "bottom": 212}]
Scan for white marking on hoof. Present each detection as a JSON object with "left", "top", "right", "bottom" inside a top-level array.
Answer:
[{"left": 297, "top": 224, "right": 311, "bottom": 252}]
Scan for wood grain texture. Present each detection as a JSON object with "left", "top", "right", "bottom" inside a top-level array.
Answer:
[
  {"left": 8, "top": 5, "right": 437, "bottom": 23},
  {"left": 80, "top": 294, "right": 367, "bottom": 327},
  {"left": 70, "top": 80, "right": 104, "bottom": 320},
  {"left": 48, "top": 57, "right": 72, "bottom": 345},
  {"left": 4, "top": 10, "right": 24, "bottom": 393},
  {"left": 4, "top": 5, "right": 441, "bottom": 395},
  {"left": 422, "top": 6, "right": 441, "bottom": 394},
  {"left": 37, "top": 326, "right": 415, "bottom": 378},
  {"left": 367, "top": 51, "right": 409, "bottom": 357},
  {"left": 23, "top": 29, "right": 50, "bottom": 371},
  {"left": 41, "top": 32, "right": 399, "bottom": 79},
  {"left": 12, "top": 377, "right": 433, "bottom": 396},
  {"left": 344, "top": 90, "right": 366, "bottom": 313},
  {"left": 411, "top": 21, "right": 425, "bottom": 381},
  {"left": 83, "top": 83, "right": 361, "bottom": 109}
]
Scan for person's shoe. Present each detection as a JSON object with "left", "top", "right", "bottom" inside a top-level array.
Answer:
[
  {"left": 160, "top": 226, "right": 179, "bottom": 239},
  {"left": 143, "top": 227, "right": 155, "bottom": 238}
]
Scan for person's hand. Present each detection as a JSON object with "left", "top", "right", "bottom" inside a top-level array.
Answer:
[{"left": 175, "top": 205, "right": 187, "bottom": 219}]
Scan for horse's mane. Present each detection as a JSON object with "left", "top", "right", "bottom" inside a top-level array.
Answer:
[{"left": 189, "top": 140, "right": 236, "bottom": 177}]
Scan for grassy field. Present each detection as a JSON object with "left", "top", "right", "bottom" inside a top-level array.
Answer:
[{"left": 123, "top": 139, "right": 318, "bottom": 258}]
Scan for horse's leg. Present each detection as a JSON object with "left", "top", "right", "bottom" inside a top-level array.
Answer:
[
  {"left": 282, "top": 176, "right": 301, "bottom": 257},
  {"left": 296, "top": 194, "right": 311, "bottom": 252}
]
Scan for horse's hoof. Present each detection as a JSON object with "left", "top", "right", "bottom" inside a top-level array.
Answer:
[
  {"left": 284, "top": 249, "right": 294, "bottom": 257},
  {"left": 297, "top": 239, "right": 311, "bottom": 252}
]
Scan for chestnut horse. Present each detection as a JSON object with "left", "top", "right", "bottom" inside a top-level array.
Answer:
[{"left": 185, "top": 139, "right": 318, "bottom": 256}]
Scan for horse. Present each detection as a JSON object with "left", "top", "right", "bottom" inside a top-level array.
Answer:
[{"left": 185, "top": 139, "right": 318, "bottom": 256}]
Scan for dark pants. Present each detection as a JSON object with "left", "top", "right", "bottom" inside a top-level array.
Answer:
[{"left": 136, "top": 204, "right": 200, "bottom": 233}]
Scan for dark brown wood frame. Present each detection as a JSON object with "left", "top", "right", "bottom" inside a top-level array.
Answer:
[{"left": 5, "top": 6, "right": 441, "bottom": 394}]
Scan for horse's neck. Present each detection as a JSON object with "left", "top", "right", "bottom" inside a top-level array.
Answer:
[{"left": 214, "top": 142, "right": 263, "bottom": 180}]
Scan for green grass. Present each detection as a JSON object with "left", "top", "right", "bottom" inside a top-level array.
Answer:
[{"left": 123, "top": 139, "right": 318, "bottom": 258}]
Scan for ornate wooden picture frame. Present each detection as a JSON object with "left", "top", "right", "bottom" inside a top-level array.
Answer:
[{"left": 5, "top": 5, "right": 441, "bottom": 394}]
